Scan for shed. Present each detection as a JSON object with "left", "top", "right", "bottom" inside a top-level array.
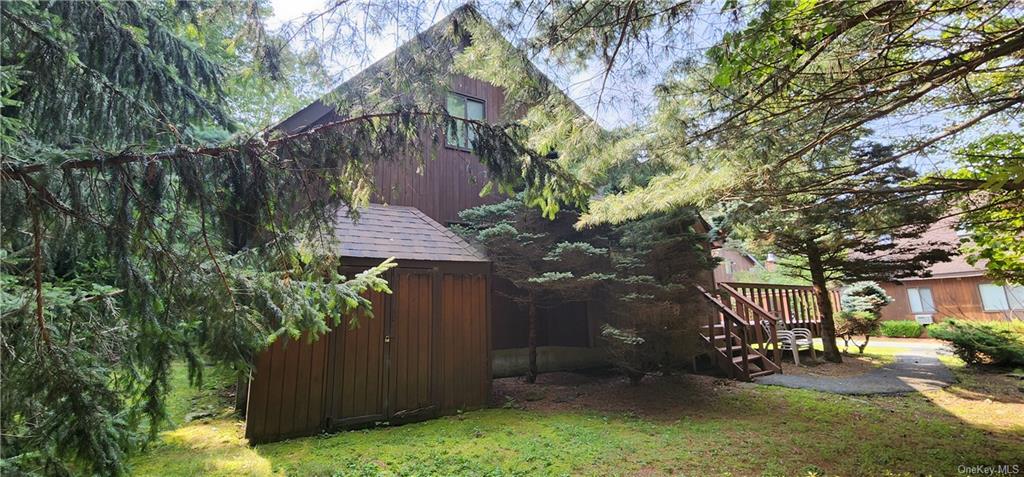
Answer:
[{"left": 245, "top": 204, "right": 491, "bottom": 443}]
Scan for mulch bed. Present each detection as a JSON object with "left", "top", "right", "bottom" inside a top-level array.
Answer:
[
  {"left": 778, "top": 354, "right": 885, "bottom": 378},
  {"left": 489, "top": 370, "right": 738, "bottom": 418}
]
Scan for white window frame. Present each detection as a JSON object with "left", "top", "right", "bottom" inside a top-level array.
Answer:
[
  {"left": 445, "top": 92, "right": 485, "bottom": 150},
  {"left": 907, "top": 287, "right": 936, "bottom": 314},
  {"left": 1007, "top": 285, "right": 1024, "bottom": 311},
  {"left": 979, "top": 283, "right": 1024, "bottom": 312}
]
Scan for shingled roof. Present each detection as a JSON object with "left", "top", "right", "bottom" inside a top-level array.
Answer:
[
  {"left": 274, "top": 4, "right": 591, "bottom": 134},
  {"left": 895, "top": 216, "right": 984, "bottom": 280},
  {"left": 334, "top": 204, "right": 487, "bottom": 262}
]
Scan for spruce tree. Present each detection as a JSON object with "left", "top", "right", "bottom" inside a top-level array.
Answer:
[
  {"left": 456, "top": 199, "right": 613, "bottom": 382},
  {"left": 721, "top": 143, "right": 952, "bottom": 363},
  {"left": 0, "top": 2, "right": 584, "bottom": 474}
]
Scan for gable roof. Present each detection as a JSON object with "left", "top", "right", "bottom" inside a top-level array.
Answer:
[
  {"left": 334, "top": 203, "right": 487, "bottom": 262},
  {"left": 274, "top": 4, "right": 589, "bottom": 134},
  {"left": 894, "top": 216, "right": 984, "bottom": 280}
]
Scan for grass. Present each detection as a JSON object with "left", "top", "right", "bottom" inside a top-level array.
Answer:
[{"left": 130, "top": 346, "right": 1024, "bottom": 477}]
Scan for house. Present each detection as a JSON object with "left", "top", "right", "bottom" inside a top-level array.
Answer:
[
  {"left": 877, "top": 218, "right": 1024, "bottom": 324},
  {"left": 712, "top": 246, "right": 762, "bottom": 282},
  {"left": 272, "top": 5, "right": 606, "bottom": 377},
  {"left": 244, "top": 5, "right": 719, "bottom": 442}
]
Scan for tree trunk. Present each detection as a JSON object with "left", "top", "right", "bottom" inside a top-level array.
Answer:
[
  {"left": 526, "top": 301, "right": 538, "bottom": 383},
  {"left": 807, "top": 242, "right": 842, "bottom": 363},
  {"left": 235, "top": 373, "right": 249, "bottom": 416},
  {"left": 857, "top": 335, "right": 870, "bottom": 354}
]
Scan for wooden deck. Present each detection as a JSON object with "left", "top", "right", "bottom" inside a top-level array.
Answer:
[{"left": 699, "top": 282, "right": 843, "bottom": 380}]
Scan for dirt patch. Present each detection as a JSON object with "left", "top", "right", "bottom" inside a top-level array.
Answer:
[
  {"left": 490, "top": 371, "right": 739, "bottom": 418},
  {"left": 779, "top": 354, "right": 885, "bottom": 378}
]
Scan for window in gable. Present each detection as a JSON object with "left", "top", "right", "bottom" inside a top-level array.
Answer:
[{"left": 446, "top": 92, "right": 484, "bottom": 150}]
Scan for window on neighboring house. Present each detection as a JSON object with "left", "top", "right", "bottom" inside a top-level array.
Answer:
[
  {"left": 724, "top": 260, "right": 734, "bottom": 276},
  {"left": 878, "top": 234, "right": 893, "bottom": 245},
  {"left": 979, "top": 283, "right": 1024, "bottom": 311},
  {"left": 1008, "top": 285, "right": 1024, "bottom": 310},
  {"left": 446, "top": 92, "right": 484, "bottom": 150},
  {"left": 907, "top": 287, "right": 936, "bottom": 314}
]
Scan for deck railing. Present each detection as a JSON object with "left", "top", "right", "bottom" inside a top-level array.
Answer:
[
  {"left": 718, "top": 283, "right": 783, "bottom": 366},
  {"left": 719, "top": 282, "right": 841, "bottom": 337}
]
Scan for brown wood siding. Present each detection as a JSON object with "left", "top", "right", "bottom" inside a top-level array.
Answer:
[
  {"left": 712, "top": 249, "right": 758, "bottom": 283},
  {"left": 879, "top": 276, "right": 1024, "bottom": 322},
  {"left": 440, "top": 273, "right": 490, "bottom": 409},
  {"left": 245, "top": 266, "right": 491, "bottom": 444},
  {"left": 370, "top": 75, "right": 506, "bottom": 225},
  {"left": 244, "top": 331, "right": 330, "bottom": 442},
  {"left": 389, "top": 271, "right": 434, "bottom": 415},
  {"left": 326, "top": 289, "right": 388, "bottom": 426}
]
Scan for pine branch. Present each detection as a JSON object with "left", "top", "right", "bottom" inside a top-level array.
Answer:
[{"left": 30, "top": 198, "right": 52, "bottom": 350}]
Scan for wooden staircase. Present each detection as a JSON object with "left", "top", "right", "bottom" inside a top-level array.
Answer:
[{"left": 696, "top": 284, "right": 782, "bottom": 381}]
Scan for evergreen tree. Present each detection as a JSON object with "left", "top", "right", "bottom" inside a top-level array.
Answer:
[
  {"left": 456, "top": 199, "right": 613, "bottom": 383},
  {"left": 490, "top": 1, "right": 1022, "bottom": 225},
  {"left": 0, "top": 2, "right": 583, "bottom": 474},
  {"left": 720, "top": 143, "right": 952, "bottom": 363},
  {"left": 457, "top": 198, "right": 714, "bottom": 383}
]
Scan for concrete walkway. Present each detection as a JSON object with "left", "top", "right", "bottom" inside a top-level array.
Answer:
[{"left": 755, "top": 343, "right": 956, "bottom": 395}]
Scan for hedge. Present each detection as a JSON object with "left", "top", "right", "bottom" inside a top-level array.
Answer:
[
  {"left": 879, "top": 320, "right": 924, "bottom": 338},
  {"left": 929, "top": 320, "right": 1024, "bottom": 367}
]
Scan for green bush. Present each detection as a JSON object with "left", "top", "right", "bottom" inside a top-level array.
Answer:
[
  {"left": 929, "top": 320, "right": 1024, "bottom": 367},
  {"left": 836, "top": 311, "right": 882, "bottom": 353},
  {"left": 879, "top": 320, "right": 924, "bottom": 338},
  {"left": 841, "top": 281, "right": 893, "bottom": 315}
]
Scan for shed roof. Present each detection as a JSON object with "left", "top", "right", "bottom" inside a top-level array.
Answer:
[{"left": 334, "top": 203, "right": 487, "bottom": 262}]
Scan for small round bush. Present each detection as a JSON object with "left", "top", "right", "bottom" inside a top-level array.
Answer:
[
  {"left": 836, "top": 311, "right": 883, "bottom": 353},
  {"left": 840, "top": 281, "right": 893, "bottom": 315}
]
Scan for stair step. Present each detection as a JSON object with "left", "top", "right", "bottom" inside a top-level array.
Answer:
[
  {"left": 716, "top": 346, "right": 745, "bottom": 355},
  {"left": 732, "top": 353, "right": 763, "bottom": 363},
  {"left": 749, "top": 370, "right": 775, "bottom": 378}
]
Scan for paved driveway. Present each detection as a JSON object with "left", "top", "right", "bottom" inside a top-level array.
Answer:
[{"left": 756, "top": 340, "right": 956, "bottom": 395}]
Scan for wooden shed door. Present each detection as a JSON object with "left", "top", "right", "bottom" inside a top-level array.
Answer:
[
  {"left": 325, "top": 270, "right": 435, "bottom": 425},
  {"left": 326, "top": 289, "right": 388, "bottom": 426},
  {"left": 388, "top": 271, "right": 434, "bottom": 418}
]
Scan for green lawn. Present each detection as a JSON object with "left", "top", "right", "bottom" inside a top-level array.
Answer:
[{"left": 130, "top": 346, "right": 1024, "bottom": 477}]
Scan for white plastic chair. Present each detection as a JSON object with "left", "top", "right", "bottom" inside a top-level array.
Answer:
[{"left": 763, "top": 321, "right": 817, "bottom": 366}]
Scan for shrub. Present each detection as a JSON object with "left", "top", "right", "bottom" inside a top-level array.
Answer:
[
  {"left": 835, "top": 311, "right": 882, "bottom": 353},
  {"left": 929, "top": 320, "right": 1024, "bottom": 366},
  {"left": 841, "top": 281, "right": 893, "bottom": 315},
  {"left": 879, "top": 320, "right": 924, "bottom": 338}
]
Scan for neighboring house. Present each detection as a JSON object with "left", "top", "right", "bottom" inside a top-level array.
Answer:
[
  {"left": 712, "top": 246, "right": 761, "bottom": 282},
  {"left": 878, "top": 218, "right": 1024, "bottom": 323}
]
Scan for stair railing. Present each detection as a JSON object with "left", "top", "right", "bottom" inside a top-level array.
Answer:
[
  {"left": 718, "top": 282, "right": 783, "bottom": 369},
  {"left": 696, "top": 285, "right": 752, "bottom": 380}
]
